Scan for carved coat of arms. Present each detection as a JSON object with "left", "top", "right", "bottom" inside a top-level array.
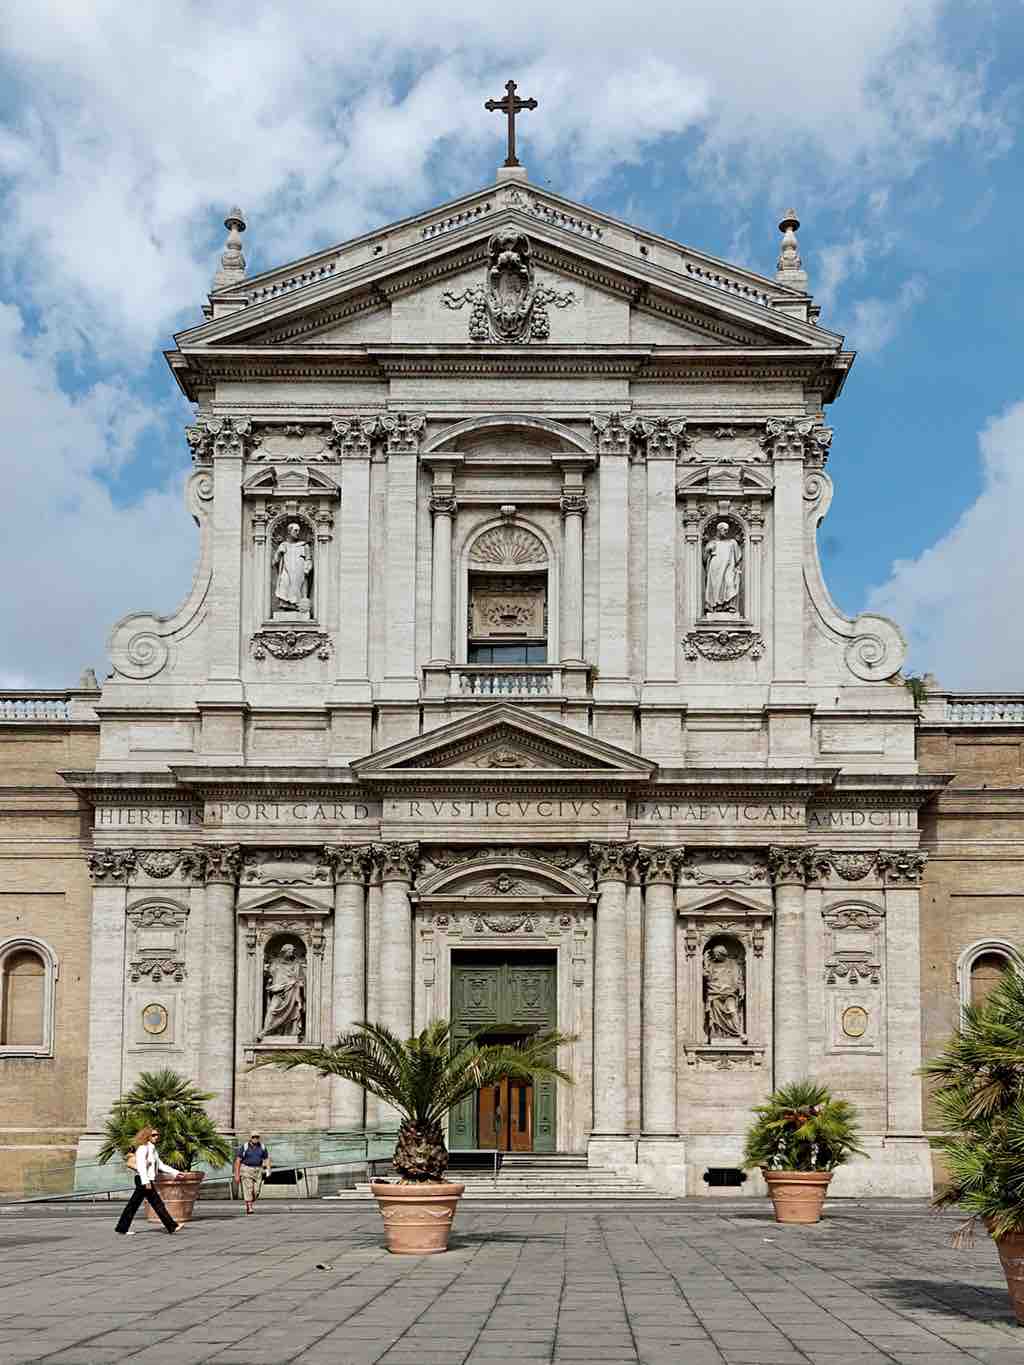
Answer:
[{"left": 443, "top": 230, "right": 574, "bottom": 342}]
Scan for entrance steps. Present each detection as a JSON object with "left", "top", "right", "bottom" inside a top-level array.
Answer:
[{"left": 330, "top": 1153, "right": 670, "bottom": 1201}]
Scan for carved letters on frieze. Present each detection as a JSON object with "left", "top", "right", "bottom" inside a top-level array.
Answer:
[{"left": 442, "top": 230, "right": 575, "bottom": 342}]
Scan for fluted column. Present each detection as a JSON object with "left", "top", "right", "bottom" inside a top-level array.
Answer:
[
  {"left": 429, "top": 494, "right": 456, "bottom": 663},
  {"left": 202, "top": 844, "right": 241, "bottom": 1128},
  {"left": 640, "top": 847, "right": 683, "bottom": 1135},
  {"left": 374, "top": 842, "right": 418, "bottom": 1039},
  {"left": 590, "top": 842, "right": 633, "bottom": 1135},
  {"left": 769, "top": 847, "right": 809, "bottom": 1087},
  {"left": 84, "top": 851, "right": 136, "bottom": 1128},
  {"left": 324, "top": 846, "right": 371, "bottom": 1129},
  {"left": 560, "top": 492, "right": 587, "bottom": 662}
]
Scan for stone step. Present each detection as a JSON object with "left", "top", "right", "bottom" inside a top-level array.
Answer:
[{"left": 330, "top": 1187, "right": 669, "bottom": 1201}]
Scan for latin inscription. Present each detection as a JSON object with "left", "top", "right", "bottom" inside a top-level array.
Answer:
[
  {"left": 807, "top": 809, "right": 915, "bottom": 830},
  {"left": 631, "top": 802, "right": 803, "bottom": 827},
  {"left": 385, "top": 798, "right": 621, "bottom": 822},
  {"left": 205, "top": 801, "right": 375, "bottom": 825},
  {"left": 96, "top": 806, "right": 202, "bottom": 829}
]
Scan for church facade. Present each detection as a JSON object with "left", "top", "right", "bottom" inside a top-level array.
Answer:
[{"left": 5, "top": 159, "right": 1021, "bottom": 1198}]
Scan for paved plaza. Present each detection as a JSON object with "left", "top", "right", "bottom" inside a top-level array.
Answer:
[{"left": 1, "top": 1199, "right": 1024, "bottom": 1365}]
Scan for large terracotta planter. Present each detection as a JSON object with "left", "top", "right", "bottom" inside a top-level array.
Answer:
[
  {"left": 370, "top": 1180, "right": 465, "bottom": 1254},
  {"left": 145, "top": 1171, "right": 205, "bottom": 1225},
  {"left": 763, "top": 1169, "right": 832, "bottom": 1224},
  {"left": 988, "top": 1225, "right": 1024, "bottom": 1325}
]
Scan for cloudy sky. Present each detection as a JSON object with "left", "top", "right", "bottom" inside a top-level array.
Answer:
[{"left": 1, "top": 0, "right": 1021, "bottom": 689}]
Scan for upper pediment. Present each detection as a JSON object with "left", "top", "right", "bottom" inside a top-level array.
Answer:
[
  {"left": 352, "top": 704, "right": 656, "bottom": 783},
  {"left": 170, "top": 179, "right": 845, "bottom": 396}
]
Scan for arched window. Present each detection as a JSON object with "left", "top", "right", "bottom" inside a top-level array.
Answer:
[
  {"left": 0, "top": 936, "right": 58, "bottom": 1056},
  {"left": 956, "top": 938, "right": 1022, "bottom": 1025}
]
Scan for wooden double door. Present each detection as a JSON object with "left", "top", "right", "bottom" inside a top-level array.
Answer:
[{"left": 449, "top": 953, "right": 557, "bottom": 1153}]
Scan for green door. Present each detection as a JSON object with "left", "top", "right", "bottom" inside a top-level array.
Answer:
[{"left": 449, "top": 954, "right": 557, "bottom": 1152}]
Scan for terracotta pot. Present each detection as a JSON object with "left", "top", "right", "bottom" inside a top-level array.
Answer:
[
  {"left": 989, "top": 1225, "right": 1024, "bottom": 1325},
  {"left": 370, "top": 1180, "right": 465, "bottom": 1255},
  {"left": 144, "top": 1171, "right": 205, "bottom": 1225},
  {"left": 762, "top": 1169, "right": 833, "bottom": 1224}
]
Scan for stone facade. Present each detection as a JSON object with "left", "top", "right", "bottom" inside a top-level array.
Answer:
[{"left": 2, "top": 171, "right": 1020, "bottom": 1197}]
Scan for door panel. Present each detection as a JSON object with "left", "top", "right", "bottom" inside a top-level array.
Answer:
[{"left": 449, "top": 956, "right": 557, "bottom": 1152}]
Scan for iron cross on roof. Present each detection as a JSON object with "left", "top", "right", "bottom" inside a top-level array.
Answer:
[{"left": 485, "top": 79, "right": 538, "bottom": 168}]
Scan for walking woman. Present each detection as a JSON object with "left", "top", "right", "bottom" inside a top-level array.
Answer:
[{"left": 114, "top": 1126, "right": 181, "bottom": 1236}]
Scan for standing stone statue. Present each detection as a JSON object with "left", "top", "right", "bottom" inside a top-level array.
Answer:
[
  {"left": 274, "top": 523, "right": 313, "bottom": 614},
  {"left": 703, "top": 521, "right": 743, "bottom": 614},
  {"left": 703, "top": 942, "right": 745, "bottom": 1041},
  {"left": 259, "top": 943, "right": 306, "bottom": 1039}
]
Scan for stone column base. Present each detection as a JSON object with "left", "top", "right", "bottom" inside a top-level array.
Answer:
[
  {"left": 587, "top": 1135, "right": 637, "bottom": 1174},
  {"left": 637, "top": 1137, "right": 688, "bottom": 1197}
]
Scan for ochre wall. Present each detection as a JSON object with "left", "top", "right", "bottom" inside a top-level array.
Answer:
[
  {"left": 918, "top": 729, "right": 1024, "bottom": 1137},
  {"left": 0, "top": 724, "right": 97, "bottom": 1194}
]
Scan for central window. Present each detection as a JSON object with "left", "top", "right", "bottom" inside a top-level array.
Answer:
[{"left": 467, "top": 571, "right": 547, "bottom": 664}]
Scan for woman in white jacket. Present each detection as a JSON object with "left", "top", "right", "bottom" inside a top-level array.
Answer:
[{"left": 115, "top": 1125, "right": 182, "bottom": 1235}]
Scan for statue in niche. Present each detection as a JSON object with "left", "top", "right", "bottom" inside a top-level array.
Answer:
[
  {"left": 273, "top": 522, "right": 313, "bottom": 616},
  {"left": 703, "top": 941, "right": 745, "bottom": 1042},
  {"left": 259, "top": 942, "right": 306, "bottom": 1039},
  {"left": 703, "top": 521, "right": 743, "bottom": 614}
]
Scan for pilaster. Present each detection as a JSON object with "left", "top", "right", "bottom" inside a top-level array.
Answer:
[
  {"left": 768, "top": 845, "right": 809, "bottom": 1087},
  {"left": 592, "top": 414, "right": 635, "bottom": 702},
  {"left": 589, "top": 841, "right": 633, "bottom": 1140},
  {"left": 640, "top": 418, "right": 686, "bottom": 694},
  {"left": 329, "top": 417, "right": 375, "bottom": 703},
  {"left": 324, "top": 844, "right": 372, "bottom": 1129},
  {"left": 84, "top": 851, "right": 135, "bottom": 1128},
  {"left": 201, "top": 843, "right": 241, "bottom": 1128},
  {"left": 380, "top": 414, "right": 425, "bottom": 699}
]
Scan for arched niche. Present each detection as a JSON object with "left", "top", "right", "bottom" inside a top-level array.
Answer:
[
  {"left": 457, "top": 516, "right": 560, "bottom": 665},
  {"left": 956, "top": 937, "right": 1023, "bottom": 1024},
  {"left": 0, "top": 935, "right": 58, "bottom": 1056}
]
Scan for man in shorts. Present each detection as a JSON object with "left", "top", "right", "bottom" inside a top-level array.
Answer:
[{"left": 234, "top": 1133, "right": 271, "bottom": 1214}]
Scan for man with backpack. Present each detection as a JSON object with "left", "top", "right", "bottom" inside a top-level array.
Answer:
[{"left": 233, "top": 1133, "right": 271, "bottom": 1214}]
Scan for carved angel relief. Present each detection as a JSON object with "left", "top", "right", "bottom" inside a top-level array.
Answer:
[{"left": 442, "top": 230, "right": 574, "bottom": 342}]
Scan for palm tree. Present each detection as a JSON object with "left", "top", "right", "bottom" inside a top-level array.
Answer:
[
  {"left": 742, "top": 1079, "right": 865, "bottom": 1172},
  {"left": 922, "top": 965, "right": 1024, "bottom": 1242},
  {"left": 257, "top": 1019, "right": 576, "bottom": 1182},
  {"left": 97, "top": 1068, "right": 234, "bottom": 1172}
]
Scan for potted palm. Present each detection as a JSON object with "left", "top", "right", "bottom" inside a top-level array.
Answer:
[
  {"left": 97, "top": 1068, "right": 233, "bottom": 1224},
  {"left": 923, "top": 966, "right": 1024, "bottom": 1323},
  {"left": 743, "top": 1079, "right": 865, "bottom": 1224},
  {"left": 260, "top": 1019, "right": 574, "bottom": 1253}
]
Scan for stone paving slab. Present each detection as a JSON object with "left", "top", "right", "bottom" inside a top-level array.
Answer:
[{"left": 1, "top": 1200, "right": 1023, "bottom": 1363}]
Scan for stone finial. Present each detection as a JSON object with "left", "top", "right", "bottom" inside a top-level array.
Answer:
[
  {"left": 212, "top": 206, "right": 247, "bottom": 290},
  {"left": 78, "top": 667, "right": 99, "bottom": 691},
  {"left": 775, "top": 208, "right": 808, "bottom": 290}
]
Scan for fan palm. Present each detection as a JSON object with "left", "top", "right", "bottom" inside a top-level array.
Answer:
[
  {"left": 922, "top": 964, "right": 1024, "bottom": 1242},
  {"left": 742, "top": 1079, "right": 865, "bottom": 1172},
  {"left": 257, "top": 1018, "right": 576, "bottom": 1182},
  {"left": 97, "top": 1068, "right": 234, "bottom": 1172}
]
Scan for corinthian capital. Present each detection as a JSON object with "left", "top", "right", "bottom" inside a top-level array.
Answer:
[
  {"left": 636, "top": 416, "right": 689, "bottom": 458},
  {"left": 327, "top": 415, "right": 377, "bottom": 459},
  {"left": 559, "top": 492, "right": 588, "bottom": 518},
  {"left": 204, "top": 844, "right": 243, "bottom": 884},
  {"left": 377, "top": 413, "right": 426, "bottom": 455},
  {"left": 185, "top": 415, "right": 259, "bottom": 466},
  {"left": 638, "top": 846, "right": 685, "bottom": 885},
  {"left": 876, "top": 850, "right": 928, "bottom": 884},
  {"left": 373, "top": 841, "right": 420, "bottom": 883},
  {"left": 87, "top": 849, "right": 138, "bottom": 883},
  {"left": 591, "top": 411, "right": 638, "bottom": 456},
  {"left": 760, "top": 417, "right": 832, "bottom": 467},
  {"left": 322, "top": 844, "right": 373, "bottom": 884},
  {"left": 768, "top": 846, "right": 810, "bottom": 886},
  {"left": 589, "top": 841, "right": 636, "bottom": 883}
]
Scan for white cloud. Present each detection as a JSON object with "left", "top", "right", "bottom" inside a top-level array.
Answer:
[
  {"left": 0, "top": 304, "right": 196, "bottom": 687},
  {"left": 868, "top": 401, "right": 1024, "bottom": 688},
  {"left": 0, "top": 0, "right": 1013, "bottom": 684},
  {"left": 847, "top": 275, "right": 927, "bottom": 354}
]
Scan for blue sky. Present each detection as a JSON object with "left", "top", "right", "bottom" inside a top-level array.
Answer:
[{"left": 1, "top": 0, "right": 1022, "bottom": 688}]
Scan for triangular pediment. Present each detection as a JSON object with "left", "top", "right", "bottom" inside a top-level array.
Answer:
[
  {"left": 173, "top": 181, "right": 842, "bottom": 369},
  {"left": 352, "top": 704, "right": 656, "bottom": 782}
]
